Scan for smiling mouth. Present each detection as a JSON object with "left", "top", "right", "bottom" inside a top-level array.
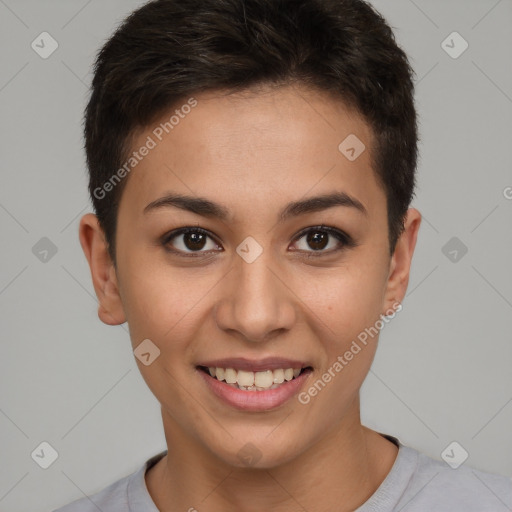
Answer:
[{"left": 198, "top": 365, "right": 313, "bottom": 391}]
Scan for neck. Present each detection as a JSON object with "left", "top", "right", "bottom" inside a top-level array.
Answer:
[{"left": 146, "top": 398, "right": 398, "bottom": 512}]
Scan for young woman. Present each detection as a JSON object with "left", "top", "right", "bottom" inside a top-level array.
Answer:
[{"left": 54, "top": 0, "right": 512, "bottom": 510}]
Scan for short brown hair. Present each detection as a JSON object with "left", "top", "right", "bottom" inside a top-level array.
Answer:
[{"left": 84, "top": 0, "right": 418, "bottom": 262}]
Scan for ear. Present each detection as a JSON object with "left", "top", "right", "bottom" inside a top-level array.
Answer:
[
  {"left": 78, "top": 213, "right": 126, "bottom": 325},
  {"left": 382, "top": 208, "right": 422, "bottom": 314}
]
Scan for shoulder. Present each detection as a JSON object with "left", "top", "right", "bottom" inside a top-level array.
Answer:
[
  {"left": 52, "top": 472, "right": 132, "bottom": 512},
  {"left": 397, "top": 444, "right": 512, "bottom": 511},
  {"left": 52, "top": 451, "right": 166, "bottom": 512}
]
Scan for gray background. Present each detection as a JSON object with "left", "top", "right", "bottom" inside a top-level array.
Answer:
[{"left": 0, "top": 0, "right": 511, "bottom": 510}]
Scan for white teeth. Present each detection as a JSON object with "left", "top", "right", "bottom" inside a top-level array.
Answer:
[
  {"left": 237, "top": 370, "right": 255, "bottom": 387},
  {"left": 254, "top": 370, "right": 273, "bottom": 388},
  {"left": 273, "top": 369, "right": 285, "bottom": 384},
  {"left": 225, "top": 368, "right": 237, "bottom": 384},
  {"left": 205, "top": 366, "right": 304, "bottom": 390}
]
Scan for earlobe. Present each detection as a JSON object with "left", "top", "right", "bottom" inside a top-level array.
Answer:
[
  {"left": 78, "top": 213, "right": 126, "bottom": 326},
  {"left": 382, "top": 208, "right": 422, "bottom": 314}
]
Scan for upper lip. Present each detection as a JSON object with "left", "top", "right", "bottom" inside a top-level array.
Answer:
[{"left": 197, "top": 357, "right": 311, "bottom": 372}]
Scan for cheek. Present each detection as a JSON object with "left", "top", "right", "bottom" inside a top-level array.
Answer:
[
  {"left": 118, "top": 255, "right": 217, "bottom": 349},
  {"left": 117, "top": 259, "right": 209, "bottom": 405},
  {"left": 297, "top": 269, "right": 384, "bottom": 423},
  {"left": 297, "top": 259, "right": 387, "bottom": 344}
]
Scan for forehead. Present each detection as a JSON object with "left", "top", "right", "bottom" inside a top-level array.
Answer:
[{"left": 120, "top": 84, "right": 384, "bottom": 222}]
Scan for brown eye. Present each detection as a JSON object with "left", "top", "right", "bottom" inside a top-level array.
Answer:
[
  {"left": 305, "top": 231, "right": 329, "bottom": 251},
  {"left": 181, "top": 231, "right": 208, "bottom": 251},
  {"left": 162, "top": 227, "right": 222, "bottom": 255},
  {"left": 291, "top": 226, "right": 354, "bottom": 256}
]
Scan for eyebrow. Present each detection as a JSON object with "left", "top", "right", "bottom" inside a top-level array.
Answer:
[{"left": 143, "top": 191, "right": 367, "bottom": 221}]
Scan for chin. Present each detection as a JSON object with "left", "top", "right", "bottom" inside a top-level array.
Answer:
[{"left": 208, "top": 432, "right": 309, "bottom": 470}]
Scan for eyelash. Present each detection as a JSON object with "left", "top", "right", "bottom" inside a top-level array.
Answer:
[{"left": 160, "top": 225, "right": 356, "bottom": 258}]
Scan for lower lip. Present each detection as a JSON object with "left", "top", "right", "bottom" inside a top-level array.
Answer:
[{"left": 198, "top": 368, "right": 312, "bottom": 411}]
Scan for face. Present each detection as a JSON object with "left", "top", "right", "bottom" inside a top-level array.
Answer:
[{"left": 80, "top": 84, "right": 420, "bottom": 469}]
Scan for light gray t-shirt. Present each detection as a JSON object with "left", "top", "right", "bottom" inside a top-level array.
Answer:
[{"left": 53, "top": 435, "right": 512, "bottom": 511}]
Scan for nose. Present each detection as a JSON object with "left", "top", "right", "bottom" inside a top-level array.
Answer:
[{"left": 213, "top": 247, "right": 296, "bottom": 343}]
